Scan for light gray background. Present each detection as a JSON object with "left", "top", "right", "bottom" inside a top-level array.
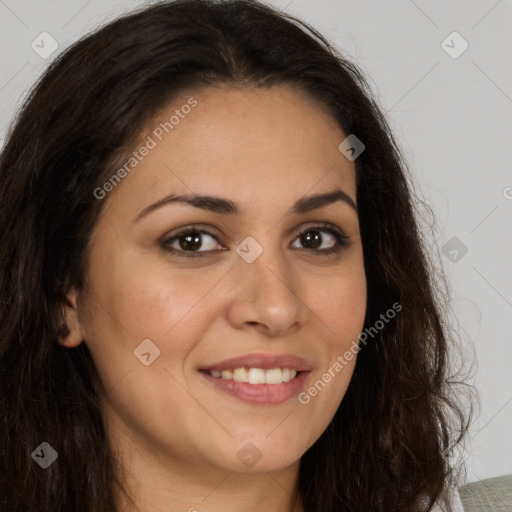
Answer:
[{"left": 0, "top": 0, "right": 511, "bottom": 485}]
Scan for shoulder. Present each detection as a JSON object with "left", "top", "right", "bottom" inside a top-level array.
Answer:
[{"left": 431, "top": 488, "right": 465, "bottom": 512}]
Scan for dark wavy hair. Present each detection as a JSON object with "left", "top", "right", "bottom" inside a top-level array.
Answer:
[{"left": 0, "top": 1, "right": 473, "bottom": 511}]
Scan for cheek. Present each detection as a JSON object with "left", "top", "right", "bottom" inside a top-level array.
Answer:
[
  {"left": 302, "top": 285, "right": 364, "bottom": 423},
  {"left": 81, "top": 249, "right": 228, "bottom": 375},
  {"left": 85, "top": 247, "right": 205, "bottom": 336},
  {"left": 303, "top": 263, "right": 366, "bottom": 405},
  {"left": 306, "top": 263, "right": 367, "bottom": 345}
]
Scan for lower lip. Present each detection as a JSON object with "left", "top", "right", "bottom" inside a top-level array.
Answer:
[{"left": 199, "top": 371, "right": 310, "bottom": 404}]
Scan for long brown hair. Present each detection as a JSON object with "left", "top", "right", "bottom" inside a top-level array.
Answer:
[{"left": 0, "top": 1, "right": 472, "bottom": 510}]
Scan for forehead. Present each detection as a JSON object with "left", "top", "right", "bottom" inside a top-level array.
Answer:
[{"left": 103, "top": 84, "right": 356, "bottom": 219}]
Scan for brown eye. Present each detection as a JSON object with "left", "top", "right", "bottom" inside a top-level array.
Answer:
[
  {"left": 161, "top": 227, "right": 223, "bottom": 258},
  {"left": 175, "top": 231, "right": 204, "bottom": 251},
  {"left": 292, "top": 223, "right": 350, "bottom": 255},
  {"left": 298, "top": 230, "right": 323, "bottom": 250},
  {"left": 161, "top": 222, "right": 349, "bottom": 259}
]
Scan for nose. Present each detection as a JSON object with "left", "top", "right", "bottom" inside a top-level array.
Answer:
[{"left": 225, "top": 241, "right": 301, "bottom": 337}]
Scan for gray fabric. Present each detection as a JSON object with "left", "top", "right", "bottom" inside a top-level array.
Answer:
[{"left": 458, "top": 474, "right": 512, "bottom": 512}]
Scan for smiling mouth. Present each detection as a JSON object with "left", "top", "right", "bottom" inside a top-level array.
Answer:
[{"left": 199, "top": 367, "right": 303, "bottom": 385}]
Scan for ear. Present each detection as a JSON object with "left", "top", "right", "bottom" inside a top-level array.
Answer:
[{"left": 58, "top": 288, "right": 85, "bottom": 348}]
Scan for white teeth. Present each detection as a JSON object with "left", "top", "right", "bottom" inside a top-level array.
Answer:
[
  {"left": 248, "top": 368, "right": 266, "bottom": 384},
  {"left": 221, "top": 370, "right": 233, "bottom": 380},
  {"left": 265, "top": 368, "right": 283, "bottom": 384},
  {"left": 233, "top": 368, "right": 249, "bottom": 382},
  {"left": 207, "top": 367, "right": 298, "bottom": 384}
]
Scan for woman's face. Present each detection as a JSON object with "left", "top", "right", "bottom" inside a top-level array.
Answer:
[{"left": 63, "top": 84, "right": 367, "bottom": 475}]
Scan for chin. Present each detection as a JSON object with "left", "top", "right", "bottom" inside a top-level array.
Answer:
[{"left": 210, "top": 434, "right": 308, "bottom": 473}]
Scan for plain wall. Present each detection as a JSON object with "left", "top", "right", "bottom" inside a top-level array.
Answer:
[{"left": 0, "top": 0, "right": 510, "bottom": 485}]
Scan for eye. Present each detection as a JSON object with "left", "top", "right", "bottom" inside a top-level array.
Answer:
[
  {"left": 161, "top": 225, "right": 223, "bottom": 258},
  {"left": 291, "top": 223, "right": 350, "bottom": 254},
  {"left": 160, "top": 222, "right": 350, "bottom": 258}
]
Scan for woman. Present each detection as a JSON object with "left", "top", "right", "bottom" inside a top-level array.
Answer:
[{"left": 0, "top": 1, "right": 471, "bottom": 510}]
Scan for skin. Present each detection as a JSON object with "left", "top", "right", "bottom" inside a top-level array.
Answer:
[{"left": 61, "top": 84, "right": 367, "bottom": 512}]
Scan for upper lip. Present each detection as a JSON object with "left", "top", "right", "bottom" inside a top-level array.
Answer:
[{"left": 199, "top": 353, "right": 313, "bottom": 372}]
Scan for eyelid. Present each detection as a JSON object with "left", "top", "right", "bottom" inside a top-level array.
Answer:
[{"left": 160, "top": 223, "right": 223, "bottom": 244}]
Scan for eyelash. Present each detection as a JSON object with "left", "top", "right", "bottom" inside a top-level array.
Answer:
[{"left": 160, "top": 222, "right": 350, "bottom": 259}]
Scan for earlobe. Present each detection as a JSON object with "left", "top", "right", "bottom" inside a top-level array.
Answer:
[{"left": 58, "top": 289, "right": 85, "bottom": 348}]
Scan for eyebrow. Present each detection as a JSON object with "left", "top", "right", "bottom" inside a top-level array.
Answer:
[{"left": 133, "top": 188, "right": 357, "bottom": 223}]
